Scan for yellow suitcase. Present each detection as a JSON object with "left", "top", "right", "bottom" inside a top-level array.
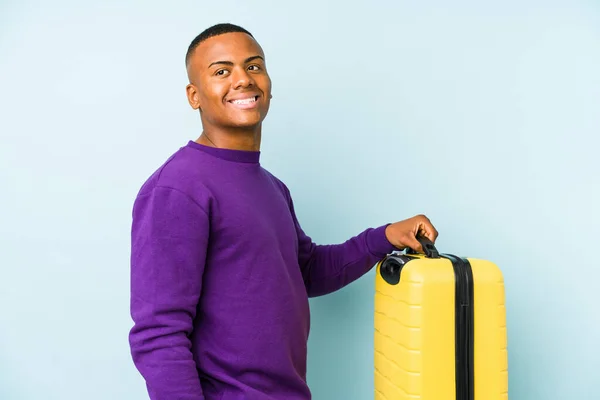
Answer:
[{"left": 374, "top": 237, "right": 508, "bottom": 399}]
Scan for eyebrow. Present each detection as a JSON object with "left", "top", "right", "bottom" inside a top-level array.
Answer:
[{"left": 208, "top": 55, "right": 264, "bottom": 69}]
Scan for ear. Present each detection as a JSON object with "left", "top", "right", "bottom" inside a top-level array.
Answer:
[{"left": 186, "top": 84, "right": 202, "bottom": 110}]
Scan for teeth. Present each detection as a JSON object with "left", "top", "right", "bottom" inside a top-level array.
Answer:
[{"left": 231, "top": 97, "right": 256, "bottom": 104}]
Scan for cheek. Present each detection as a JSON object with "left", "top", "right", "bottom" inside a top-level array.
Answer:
[
  {"left": 263, "top": 77, "right": 272, "bottom": 96},
  {"left": 200, "top": 82, "right": 227, "bottom": 107}
]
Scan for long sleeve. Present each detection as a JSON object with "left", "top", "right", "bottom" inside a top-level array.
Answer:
[
  {"left": 283, "top": 186, "right": 397, "bottom": 297},
  {"left": 129, "top": 185, "right": 209, "bottom": 400}
]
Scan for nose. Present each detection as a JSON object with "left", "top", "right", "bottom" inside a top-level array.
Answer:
[{"left": 232, "top": 67, "right": 255, "bottom": 89}]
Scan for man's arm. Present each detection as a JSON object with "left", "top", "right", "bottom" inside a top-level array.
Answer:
[
  {"left": 129, "top": 185, "right": 209, "bottom": 400},
  {"left": 283, "top": 186, "right": 437, "bottom": 297}
]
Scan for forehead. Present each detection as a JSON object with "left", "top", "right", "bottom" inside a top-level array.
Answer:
[{"left": 194, "top": 32, "right": 265, "bottom": 66}]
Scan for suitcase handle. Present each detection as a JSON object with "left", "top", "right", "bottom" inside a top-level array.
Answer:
[{"left": 406, "top": 236, "right": 440, "bottom": 258}]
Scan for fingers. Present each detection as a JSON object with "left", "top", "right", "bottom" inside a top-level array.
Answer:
[
  {"left": 420, "top": 224, "right": 438, "bottom": 243},
  {"left": 386, "top": 214, "right": 439, "bottom": 254},
  {"left": 415, "top": 214, "right": 439, "bottom": 243},
  {"left": 406, "top": 234, "right": 423, "bottom": 253}
]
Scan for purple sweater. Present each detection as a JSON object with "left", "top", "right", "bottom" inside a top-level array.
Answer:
[{"left": 129, "top": 140, "right": 396, "bottom": 400}]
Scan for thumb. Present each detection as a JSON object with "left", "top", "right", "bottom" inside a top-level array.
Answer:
[{"left": 406, "top": 234, "right": 423, "bottom": 253}]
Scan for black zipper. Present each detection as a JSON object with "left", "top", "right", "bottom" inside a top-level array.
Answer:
[{"left": 442, "top": 254, "right": 474, "bottom": 400}]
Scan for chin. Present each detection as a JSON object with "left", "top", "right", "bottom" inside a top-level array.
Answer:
[
  {"left": 230, "top": 121, "right": 262, "bottom": 130},
  {"left": 228, "top": 114, "right": 266, "bottom": 128}
]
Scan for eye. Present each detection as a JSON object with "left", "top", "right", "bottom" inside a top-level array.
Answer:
[
  {"left": 215, "top": 69, "right": 229, "bottom": 76},
  {"left": 248, "top": 65, "right": 261, "bottom": 72}
]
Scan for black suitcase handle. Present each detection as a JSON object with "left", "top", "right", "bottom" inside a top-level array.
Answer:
[{"left": 406, "top": 236, "right": 440, "bottom": 258}]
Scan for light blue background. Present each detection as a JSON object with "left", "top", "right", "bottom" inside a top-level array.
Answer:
[{"left": 1, "top": 1, "right": 599, "bottom": 399}]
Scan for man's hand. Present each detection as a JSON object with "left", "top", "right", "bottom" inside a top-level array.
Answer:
[{"left": 384, "top": 214, "right": 439, "bottom": 253}]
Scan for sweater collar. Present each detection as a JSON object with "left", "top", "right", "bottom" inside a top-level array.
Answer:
[{"left": 186, "top": 140, "right": 260, "bottom": 164}]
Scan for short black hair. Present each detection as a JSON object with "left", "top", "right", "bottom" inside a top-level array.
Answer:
[{"left": 185, "top": 23, "right": 254, "bottom": 67}]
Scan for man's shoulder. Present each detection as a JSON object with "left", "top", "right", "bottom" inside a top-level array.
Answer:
[
  {"left": 135, "top": 144, "right": 212, "bottom": 201},
  {"left": 261, "top": 168, "right": 291, "bottom": 198}
]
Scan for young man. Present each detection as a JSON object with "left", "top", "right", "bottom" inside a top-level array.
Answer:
[{"left": 129, "top": 23, "right": 438, "bottom": 400}]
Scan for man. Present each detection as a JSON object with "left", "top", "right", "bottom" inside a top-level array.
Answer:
[{"left": 129, "top": 23, "right": 438, "bottom": 400}]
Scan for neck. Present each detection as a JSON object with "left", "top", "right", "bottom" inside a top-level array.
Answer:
[{"left": 195, "top": 125, "right": 262, "bottom": 151}]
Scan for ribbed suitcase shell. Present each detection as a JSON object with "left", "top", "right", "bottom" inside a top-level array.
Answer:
[{"left": 374, "top": 254, "right": 508, "bottom": 399}]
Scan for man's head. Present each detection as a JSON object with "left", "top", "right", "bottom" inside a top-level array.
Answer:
[{"left": 185, "top": 23, "right": 272, "bottom": 133}]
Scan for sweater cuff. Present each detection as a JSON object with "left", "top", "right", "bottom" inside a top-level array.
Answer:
[{"left": 366, "top": 223, "right": 397, "bottom": 257}]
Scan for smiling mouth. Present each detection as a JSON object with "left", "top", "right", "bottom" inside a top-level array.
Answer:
[
  {"left": 227, "top": 95, "right": 260, "bottom": 110},
  {"left": 228, "top": 95, "right": 259, "bottom": 105}
]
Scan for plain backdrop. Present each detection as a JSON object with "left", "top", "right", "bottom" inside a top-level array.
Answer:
[{"left": 1, "top": 1, "right": 599, "bottom": 399}]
